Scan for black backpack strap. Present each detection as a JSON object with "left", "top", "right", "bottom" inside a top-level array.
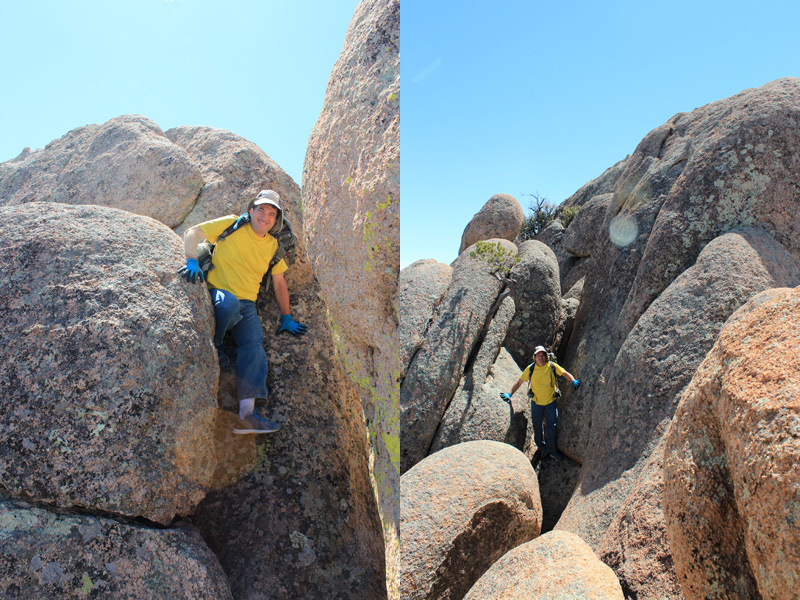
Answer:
[{"left": 218, "top": 213, "right": 250, "bottom": 242}]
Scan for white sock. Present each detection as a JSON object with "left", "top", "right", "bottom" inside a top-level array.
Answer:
[{"left": 239, "top": 398, "right": 255, "bottom": 420}]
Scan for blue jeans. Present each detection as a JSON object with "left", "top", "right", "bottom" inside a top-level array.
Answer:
[
  {"left": 531, "top": 401, "right": 559, "bottom": 456},
  {"left": 210, "top": 288, "right": 268, "bottom": 401}
]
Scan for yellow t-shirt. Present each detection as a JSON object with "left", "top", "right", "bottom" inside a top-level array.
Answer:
[
  {"left": 200, "top": 215, "right": 288, "bottom": 302},
  {"left": 521, "top": 361, "right": 566, "bottom": 405}
]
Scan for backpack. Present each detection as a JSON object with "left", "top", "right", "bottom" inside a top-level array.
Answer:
[
  {"left": 197, "top": 212, "right": 297, "bottom": 288},
  {"left": 527, "top": 352, "right": 562, "bottom": 400}
]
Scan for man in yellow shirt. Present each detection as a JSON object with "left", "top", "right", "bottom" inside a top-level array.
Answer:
[
  {"left": 180, "top": 190, "right": 306, "bottom": 434},
  {"left": 501, "top": 345, "right": 580, "bottom": 461}
]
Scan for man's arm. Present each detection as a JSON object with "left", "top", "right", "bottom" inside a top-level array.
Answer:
[
  {"left": 183, "top": 225, "right": 208, "bottom": 259},
  {"left": 178, "top": 225, "right": 209, "bottom": 284},
  {"left": 271, "top": 271, "right": 291, "bottom": 315},
  {"left": 501, "top": 378, "right": 526, "bottom": 402},
  {"left": 560, "top": 368, "right": 581, "bottom": 389},
  {"left": 272, "top": 271, "right": 307, "bottom": 336}
]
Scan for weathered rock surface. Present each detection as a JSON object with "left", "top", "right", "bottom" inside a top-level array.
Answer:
[
  {"left": 0, "top": 498, "right": 232, "bottom": 600},
  {"left": 561, "top": 78, "right": 800, "bottom": 469},
  {"left": 301, "top": 0, "right": 400, "bottom": 583},
  {"left": 459, "top": 193, "right": 525, "bottom": 255},
  {"left": 430, "top": 299, "right": 523, "bottom": 454},
  {"left": 397, "top": 259, "right": 452, "bottom": 378},
  {"left": 596, "top": 440, "right": 683, "bottom": 600},
  {"left": 0, "top": 203, "right": 218, "bottom": 524},
  {"left": 535, "top": 457, "right": 581, "bottom": 534},
  {"left": 664, "top": 286, "right": 800, "bottom": 600},
  {"left": 0, "top": 115, "right": 202, "bottom": 227},
  {"left": 503, "top": 240, "right": 561, "bottom": 368},
  {"left": 400, "top": 240, "right": 516, "bottom": 472},
  {"left": 192, "top": 174, "right": 386, "bottom": 597},
  {"left": 557, "top": 228, "right": 800, "bottom": 596},
  {"left": 401, "top": 441, "right": 542, "bottom": 600},
  {"left": 538, "top": 157, "right": 628, "bottom": 295},
  {"left": 463, "top": 530, "right": 624, "bottom": 600},
  {"left": 165, "top": 126, "right": 300, "bottom": 234},
  {"left": 0, "top": 97, "right": 392, "bottom": 595},
  {"left": 561, "top": 192, "right": 614, "bottom": 260}
]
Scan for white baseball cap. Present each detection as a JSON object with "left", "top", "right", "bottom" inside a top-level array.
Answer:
[
  {"left": 253, "top": 189, "right": 282, "bottom": 210},
  {"left": 533, "top": 345, "right": 548, "bottom": 357}
]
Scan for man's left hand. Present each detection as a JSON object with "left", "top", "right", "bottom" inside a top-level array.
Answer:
[
  {"left": 277, "top": 314, "right": 307, "bottom": 336},
  {"left": 573, "top": 379, "right": 581, "bottom": 389}
]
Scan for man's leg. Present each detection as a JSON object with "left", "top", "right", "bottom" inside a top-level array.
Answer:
[
  {"left": 230, "top": 299, "right": 268, "bottom": 401},
  {"left": 210, "top": 289, "right": 242, "bottom": 368},
  {"left": 544, "top": 401, "right": 562, "bottom": 459},
  {"left": 229, "top": 300, "right": 279, "bottom": 434},
  {"left": 531, "top": 402, "right": 546, "bottom": 456}
]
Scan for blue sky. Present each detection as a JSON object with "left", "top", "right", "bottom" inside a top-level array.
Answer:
[
  {"left": 0, "top": 0, "right": 359, "bottom": 185},
  {"left": 401, "top": 0, "right": 800, "bottom": 268}
]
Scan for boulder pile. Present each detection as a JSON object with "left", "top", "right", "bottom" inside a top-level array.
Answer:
[{"left": 400, "top": 77, "right": 800, "bottom": 599}]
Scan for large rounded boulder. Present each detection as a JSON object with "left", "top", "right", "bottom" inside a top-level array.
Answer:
[
  {"left": 463, "top": 530, "right": 624, "bottom": 600},
  {"left": 0, "top": 497, "right": 232, "bottom": 600},
  {"left": 459, "top": 193, "right": 525, "bottom": 255},
  {"left": 0, "top": 115, "right": 202, "bottom": 228},
  {"left": 503, "top": 239, "right": 562, "bottom": 368},
  {"left": 0, "top": 202, "right": 218, "bottom": 524},
  {"left": 664, "top": 286, "right": 800, "bottom": 600},
  {"left": 401, "top": 441, "right": 542, "bottom": 600}
]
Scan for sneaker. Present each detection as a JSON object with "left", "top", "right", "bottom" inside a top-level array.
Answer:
[{"left": 233, "top": 410, "right": 281, "bottom": 434}]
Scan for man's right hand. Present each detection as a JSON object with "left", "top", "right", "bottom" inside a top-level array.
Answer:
[
  {"left": 178, "top": 258, "right": 204, "bottom": 284},
  {"left": 500, "top": 393, "right": 511, "bottom": 403}
]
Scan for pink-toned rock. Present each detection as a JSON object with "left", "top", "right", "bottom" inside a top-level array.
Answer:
[
  {"left": 401, "top": 441, "right": 542, "bottom": 600},
  {"left": 503, "top": 239, "right": 561, "bottom": 368},
  {"left": 560, "top": 77, "right": 800, "bottom": 465},
  {"left": 301, "top": 1, "right": 400, "bottom": 582},
  {"left": 0, "top": 115, "right": 202, "bottom": 227},
  {"left": 664, "top": 286, "right": 800, "bottom": 600},
  {"left": 557, "top": 228, "right": 800, "bottom": 597},
  {"left": 0, "top": 498, "right": 232, "bottom": 599},
  {"left": 459, "top": 193, "right": 525, "bottom": 255},
  {"left": 0, "top": 202, "right": 217, "bottom": 524},
  {"left": 595, "top": 440, "right": 683, "bottom": 600},
  {"left": 398, "top": 259, "right": 452, "bottom": 378},
  {"left": 165, "top": 126, "right": 300, "bottom": 234},
  {"left": 463, "top": 530, "right": 624, "bottom": 600},
  {"left": 401, "top": 240, "right": 516, "bottom": 472},
  {"left": 431, "top": 300, "right": 524, "bottom": 454}
]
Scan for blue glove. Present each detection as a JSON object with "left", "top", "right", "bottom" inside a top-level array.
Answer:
[
  {"left": 500, "top": 393, "right": 511, "bottom": 403},
  {"left": 573, "top": 379, "right": 581, "bottom": 389},
  {"left": 178, "top": 257, "right": 204, "bottom": 284},
  {"left": 277, "top": 314, "right": 307, "bottom": 336}
]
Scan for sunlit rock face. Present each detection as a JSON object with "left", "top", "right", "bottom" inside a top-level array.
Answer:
[
  {"left": 664, "top": 286, "right": 800, "bottom": 600},
  {"left": 0, "top": 202, "right": 218, "bottom": 525},
  {"left": 535, "top": 78, "right": 800, "bottom": 599},
  {"left": 0, "top": 115, "right": 202, "bottom": 228}
]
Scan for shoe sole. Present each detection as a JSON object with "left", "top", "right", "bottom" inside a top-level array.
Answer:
[{"left": 232, "top": 427, "right": 280, "bottom": 434}]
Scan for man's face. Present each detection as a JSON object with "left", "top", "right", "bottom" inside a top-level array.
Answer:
[
  {"left": 249, "top": 203, "right": 278, "bottom": 237},
  {"left": 534, "top": 351, "right": 547, "bottom": 366}
]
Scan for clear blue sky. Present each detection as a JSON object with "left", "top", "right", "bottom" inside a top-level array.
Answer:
[
  {"left": 401, "top": 0, "right": 800, "bottom": 268},
  {"left": 0, "top": 0, "right": 359, "bottom": 186}
]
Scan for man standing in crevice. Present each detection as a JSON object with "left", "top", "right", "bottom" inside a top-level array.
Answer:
[
  {"left": 501, "top": 345, "right": 580, "bottom": 460},
  {"left": 180, "top": 189, "right": 306, "bottom": 434}
]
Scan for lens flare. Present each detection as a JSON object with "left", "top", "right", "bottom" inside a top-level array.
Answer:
[{"left": 609, "top": 214, "right": 638, "bottom": 247}]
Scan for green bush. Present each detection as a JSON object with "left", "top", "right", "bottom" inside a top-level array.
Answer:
[
  {"left": 469, "top": 240, "right": 520, "bottom": 277},
  {"left": 518, "top": 192, "right": 580, "bottom": 240},
  {"left": 558, "top": 204, "right": 580, "bottom": 229}
]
